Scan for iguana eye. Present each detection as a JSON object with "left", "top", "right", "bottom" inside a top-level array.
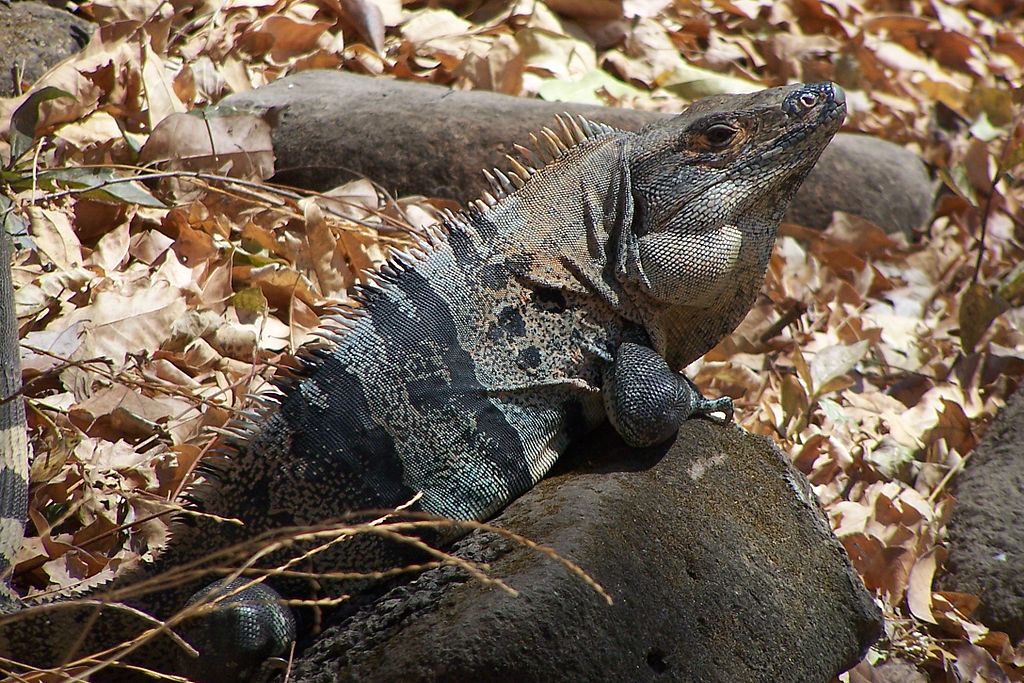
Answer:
[
  {"left": 799, "top": 92, "right": 819, "bottom": 108},
  {"left": 703, "top": 123, "right": 738, "bottom": 148}
]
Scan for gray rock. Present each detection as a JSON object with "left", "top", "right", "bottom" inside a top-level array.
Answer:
[
  {"left": 874, "top": 658, "right": 930, "bottom": 683},
  {"left": 788, "top": 133, "right": 935, "bottom": 236},
  {"left": 286, "top": 421, "right": 882, "bottom": 683},
  {"left": 0, "top": 1, "right": 93, "bottom": 97},
  {"left": 223, "top": 70, "right": 647, "bottom": 204},
  {"left": 941, "top": 386, "right": 1024, "bottom": 641},
  {"left": 223, "top": 70, "right": 936, "bottom": 235}
]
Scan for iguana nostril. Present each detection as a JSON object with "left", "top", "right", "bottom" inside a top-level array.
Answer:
[{"left": 831, "top": 83, "right": 846, "bottom": 105}]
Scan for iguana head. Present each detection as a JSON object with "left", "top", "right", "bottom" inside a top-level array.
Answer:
[{"left": 618, "top": 81, "right": 846, "bottom": 307}]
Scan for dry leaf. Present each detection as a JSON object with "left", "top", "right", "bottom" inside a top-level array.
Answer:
[
  {"left": 139, "top": 112, "right": 275, "bottom": 181},
  {"left": 959, "top": 282, "right": 1008, "bottom": 353},
  {"left": 907, "top": 547, "right": 940, "bottom": 624},
  {"left": 809, "top": 340, "right": 869, "bottom": 397},
  {"left": 339, "top": 0, "right": 386, "bottom": 52},
  {"left": 4, "top": 3, "right": 1024, "bottom": 679},
  {"left": 28, "top": 207, "right": 83, "bottom": 272},
  {"left": 544, "top": 0, "right": 623, "bottom": 19}
]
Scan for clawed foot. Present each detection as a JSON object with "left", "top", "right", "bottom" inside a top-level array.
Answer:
[
  {"left": 684, "top": 377, "right": 734, "bottom": 423},
  {"left": 604, "top": 342, "right": 737, "bottom": 447}
]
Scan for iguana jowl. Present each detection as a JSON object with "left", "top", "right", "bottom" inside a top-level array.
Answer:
[{"left": 0, "top": 81, "right": 845, "bottom": 680}]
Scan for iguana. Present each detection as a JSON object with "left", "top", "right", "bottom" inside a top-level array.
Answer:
[{"left": 0, "top": 81, "right": 845, "bottom": 681}]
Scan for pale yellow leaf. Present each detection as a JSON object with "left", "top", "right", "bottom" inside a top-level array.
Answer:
[
  {"left": 401, "top": 8, "right": 473, "bottom": 45},
  {"left": 537, "top": 69, "right": 641, "bottom": 104},
  {"left": 142, "top": 43, "right": 187, "bottom": 129},
  {"left": 29, "top": 206, "right": 83, "bottom": 272},
  {"left": 809, "top": 340, "right": 869, "bottom": 397},
  {"left": 517, "top": 27, "right": 597, "bottom": 81}
]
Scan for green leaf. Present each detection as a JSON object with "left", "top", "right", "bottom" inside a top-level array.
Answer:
[
  {"left": 537, "top": 70, "right": 642, "bottom": 105},
  {"left": 232, "top": 287, "right": 268, "bottom": 317},
  {"left": 661, "top": 64, "right": 760, "bottom": 99},
  {"left": 997, "top": 262, "right": 1024, "bottom": 307},
  {"left": 818, "top": 398, "right": 846, "bottom": 424},
  {"left": 967, "top": 85, "right": 1014, "bottom": 127},
  {"left": 865, "top": 439, "right": 916, "bottom": 483},
  {"left": 231, "top": 244, "right": 280, "bottom": 267},
  {"left": 780, "top": 372, "right": 809, "bottom": 436},
  {"left": 34, "top": 168, "right": 165, "bottom": 208},
  {"left": 1003, "top": 138, "right": 1024, "bottom": 174},
  {"left": 6, "top": 86, "right": 74, "bottom": 167},
  {"left": 193, "top": 104, "right": 253, "bottom": 118}
]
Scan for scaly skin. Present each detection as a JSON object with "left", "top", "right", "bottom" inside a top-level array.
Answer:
[
  {"left": 0, "top": 229, "right": 29, "bottom": 613},
  {"left": 0, "top": 82, "right": 845, "bottom": 681}
]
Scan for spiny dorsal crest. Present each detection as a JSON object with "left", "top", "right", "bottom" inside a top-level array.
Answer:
[
  {"left": 473, "top": 113, "right": 618, "bottom": 212},
  {"left": 236, "top": 114, "right": 616, "bottom": 424},
  {"left": 209, "top": 116, "right": 618, "bottom": 457}
]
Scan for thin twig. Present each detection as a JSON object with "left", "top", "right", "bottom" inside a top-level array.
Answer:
[{"left": 971, "top": 118, "right": 1021, "bottom": 283}]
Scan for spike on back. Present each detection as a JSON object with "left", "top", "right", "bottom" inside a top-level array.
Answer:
[
  {"left": 505, "top": 155, "right": 532, "bottom": 179},
  {"left": 482, "top": 113, "right": 618, "bottom": 205},
  {"left": 210, "top": 113, "right": 619, "bottom": 478},
  {"left": 514, "top": 143, "right": 542, "bottom": 170}
]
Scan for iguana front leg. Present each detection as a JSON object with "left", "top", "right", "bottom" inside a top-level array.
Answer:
[{"left": 603, "top": 342, "right": 733, "bottom": 448}]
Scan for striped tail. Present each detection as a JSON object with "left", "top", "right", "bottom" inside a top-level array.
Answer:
[{"left": 0, "top": 229, "right": 29, "bottom": 609}]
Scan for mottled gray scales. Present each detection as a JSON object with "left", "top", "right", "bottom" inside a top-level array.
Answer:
[
  {"left": 359, "top": 262, "right": 532, "bottom": 519},
  {"left": 0, "top": 232, "right": 27, "bottom": 609},
  {"left": 0, "top": 83, "right": 845, "bottom": 680},
  {"left": 179, "top": 578, "right": 296, "bottom": 682}
]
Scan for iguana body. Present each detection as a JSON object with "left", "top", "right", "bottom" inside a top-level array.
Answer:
[{"left": 0, "top": 82, "right": 845, "bottom": 680}]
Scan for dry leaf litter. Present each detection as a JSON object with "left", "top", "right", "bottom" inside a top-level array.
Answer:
[{"left": 1, "top": 0, "right": 1022, "bottom": 680}]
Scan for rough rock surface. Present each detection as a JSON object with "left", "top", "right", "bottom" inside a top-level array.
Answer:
[
  {"left": 285, "top": 420, "right": 882, "bottom": 683},
  {"left": 941, "top": 386, "right": 1024, "bottom": 641},
  {"left": 873, "top": 658, "right": 930, "bottom": 683},
  {"left": 223, "top": 70, "right": 935, "bottom": 235},
  {"left": 788, "top": 132, "right": 935, "bottom": 236},
  {"left": 0, "top": 1, "right": 93, "bottom": 97}
]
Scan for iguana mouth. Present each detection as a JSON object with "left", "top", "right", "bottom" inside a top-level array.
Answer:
[{"left": 633, "top": 81, "right": 848, "bottom": 233}]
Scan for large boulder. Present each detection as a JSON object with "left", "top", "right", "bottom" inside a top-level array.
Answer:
[
  {"left": 286, "top": 420, "right": 882, "bottom": 683},
  {"left": 0, "top": 1, "right": 93, "bottom": 97},
  {"left": 941, "top": 387, "right": 1024, "bottom": 641},
  {"left": 782, "top": 132, "right": 934, "bottom": 236},
  {"left": 223, "top": 70, "right": 935, "bottom": 235}
]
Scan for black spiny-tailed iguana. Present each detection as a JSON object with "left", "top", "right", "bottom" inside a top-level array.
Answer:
[{"left": 0, "top": 81, "right": 846, "bottom": 681}]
